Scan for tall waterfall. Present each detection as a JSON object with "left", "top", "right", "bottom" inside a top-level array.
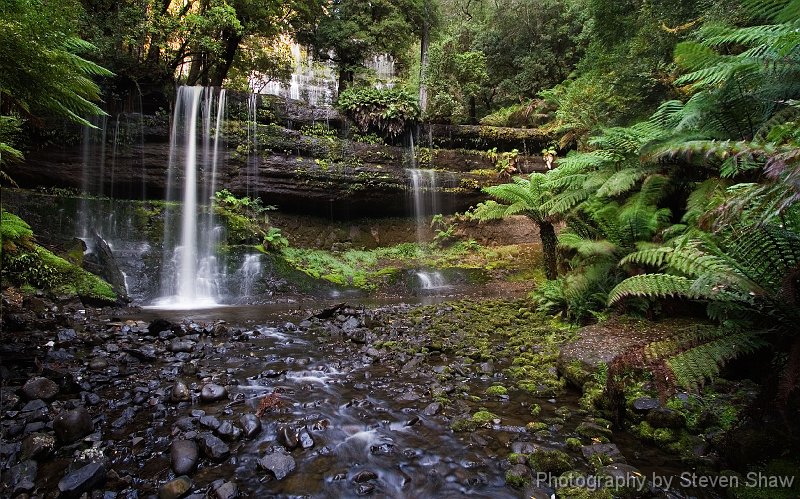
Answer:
[
  {"left": 156, "top": 86, "right": 227, "bottom": 308},
  {"left": 406, "top": 168, "right": 447, "bottom": 290}
]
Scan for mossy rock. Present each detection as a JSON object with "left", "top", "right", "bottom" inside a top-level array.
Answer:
[{"left": 528, "top": 449, "right": 574, "bottom": 474}]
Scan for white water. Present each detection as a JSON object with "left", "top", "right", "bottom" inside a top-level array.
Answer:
[
  {"left": 237, "top": 253, "right": 263, "bottom": 298},
  {"left": 155, "top": 86, "right": 227, "bottom": 308},
  {"left": 406, "top": 167, "right": 448, "bottom": 290}
]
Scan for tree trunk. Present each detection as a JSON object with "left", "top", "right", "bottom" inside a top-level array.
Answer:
[
  {"left": 469, "top": 95, "right": 477, "bottom": 124},
  {"left": 187, "top": 54, "right": 203, "bottom": 86},
  {"left": 538, "top": 220, "right": 558, "bottom": 280},
  {"left": 418, "top": 19, "right": 430, "bottom": 113},
  {"left": 210, "top": 32, "right": 243, "bottom": 87},
  {"left": 337, "top": 67, "right": 353, "bottom": 96}
]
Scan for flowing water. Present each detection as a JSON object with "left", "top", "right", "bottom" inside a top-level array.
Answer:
[{"left": 406, "top": 167, "right": 451, "bottom": 291}]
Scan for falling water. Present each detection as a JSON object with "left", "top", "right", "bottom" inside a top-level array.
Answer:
[
  {"left": 156, "top": 86, "right": 227, "bottom": 308},
  {"left": 367, "top": 54, "right": 396, "bottom": 88},
  {"left": 246, "top": 93, "right": 258, "bottom": 197},
  {"left": 237, "top": 254, "right": 263, "bottom": 298},
  {"left": 406, "top": 167, "right": 447, "bottom": 290}
]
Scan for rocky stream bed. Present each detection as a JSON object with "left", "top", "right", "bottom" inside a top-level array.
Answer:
[{"left": 1, "top": 294, "right": 722, "bottom": 498}]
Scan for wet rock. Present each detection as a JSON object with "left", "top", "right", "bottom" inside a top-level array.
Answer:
[
  {"left": 581, "top": 443, "right": 626, "bottom": 463},
  {"left": 169, "top": 340, "right": 195, "bottom": 353},
  {"left": 200, "top": 415, "right": 221, "bottom": 430},
  {"left": 576, "top": 421, "right": 612, "bottom": 440},
  {"left": 58, "top": 462, "right": 106, "bottom": 497},
  {"left": 211, "top": 480, "right": 239, "bottom": 499},
  {"left": 404, "top": 416, "right": 420, "bottom": 427},
  {"left": 57, "top": 328, "right": 77, "bottom": 343},
  {"left": 216, "top": 421, "right": 242, "bottom": 441},
  {"left": 54, "top": 406, "right": 94, "bottom": 444},
  {"left": 199, "top": 434, "right": 230, "bottom": 461},
  {"left": 356, "top": 483, "right": 375, "bottom": 495},
  {"left": 6, "top": 459, "right": 37, "bottom": 495},
  {"left": 21, "top": 376, "right": 59, "bottom": 401},
  {"left": 171, "top": 440, "right": 199, "bottom": 475},
  {"left": 89, "top": 357, "right": 109, "bottom": 371},
  {"left": 239, "top": 414, "right": 261, "bottom": 439},
  {"left": 148, "top": 318, "right": 177, "bottom": 335},
  {"left": 298, "top": 428, "right": 314, "bottom": 449},
  {"left": 422, "top": 402, "right": 441, "bottom": 416},
  {"left": 353, "top": 470, "right": 378, "bottom": 483},
  {"left": 20, "top": 432, "right": 55, "bottom": 460},
  {"left": 521, "top": 486, "right": 553, "bottom": 499},
  {"left": 646, "top": 408, "right": 685, "bottom": 429},
  {"left": 401, "top": 356, "right": 423, "bottom": 373},
  {"left": 598, "top": 463, "right": 645, "bottom": 488},
  {"left": 479, "top": 362, "right": 494, "bottom": 375},
  {"left": 342, "top": 316, "right": 360, "bottom": 331},
  {"left": 200, "top": 384, "right": 227, "bottom": 403},
  {"left": 21, "top": 399, "right": 47, "bottom": 412},
  {"left": 277, "top": 425, "right": 298, "bottom": 450},
  {"left": 506, "top": 463, "right": 532, "bottom": 486},
  {"left": 259, "top": 449, "right": 296, "bottom": 480},
  {"left": 172, "top": 380, "right": 191, "bottom": 402},
  {"left": 159, "top": 476, "right": 193, "bottom": 499},
  {"left": 632, "top": 397, "right": 660, "bottom": 412}
]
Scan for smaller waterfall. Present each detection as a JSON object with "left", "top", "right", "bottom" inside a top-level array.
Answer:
[
  {"left": 237, "top": 254, "right": 263, "bottom": 298},
  {"left": 246, "top": 93, "right": 259, "bottom": 198},
  {"left": 415, "top": 271, "right": 446, "bottom": 290}
]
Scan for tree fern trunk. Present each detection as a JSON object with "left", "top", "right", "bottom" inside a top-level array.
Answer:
[{"left": 539, "top": 220, "right": 558, "bottom": 280}]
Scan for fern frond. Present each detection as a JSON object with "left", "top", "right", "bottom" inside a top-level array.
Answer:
[
  {"left": 667, "top": 330, "right": 766, "bottom": 388},
  {"left": 608, "top": 274, "right": 695, "bottom": 304}
]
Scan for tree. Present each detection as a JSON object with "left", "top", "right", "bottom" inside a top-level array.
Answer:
[
  {"left": 469, "top": 174, "right": 559, "bottom": 280},
  {"left": 424, "top": 33, "right": 488, "bottom": 123},
  {"left": 298, "top": 0, "right": 426, "bottom": 94},
  {"left": 1, "top": 0, "right": 111, "bottom": 182}
]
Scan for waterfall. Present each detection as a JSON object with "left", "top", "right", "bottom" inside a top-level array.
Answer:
[
  {"left": 237, "top": 254, "right": 263, "bottom": 298},
  {"left": 156, "top": 86, "right": 227, "bottom": 308},
  {"left": 246, "top": 93, "right": 258, "bottom": 197},
  {"left": 406, "top": 167, "right": 448, "bottom": 290}
]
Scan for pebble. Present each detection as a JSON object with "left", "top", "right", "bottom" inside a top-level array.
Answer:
[
  {"left": 21, "top": 377, "right": 59, "bottom": 401},
  {"left": 159, "top": 476, "right": 193, "bottom": 499},
  {"left": 20, "top": 432, "right": 55, "bottom": 460},
  {"left": 171, "top": 440, "right": 199, "bottom": 475},
  {"left": 172, "top": 380, "right": 191, "bottom": 402},
  {"left": 54, "top": 407, "right": 94, "bottom": 444},
  {"left": 239, "top": 414, "right": 261, "bottom": 438},
  {"left": 199, "top": 433, "right": 230, "bottom": 461},
  {"left": 58, "top": 462, "right": 106, "bottom": 497},
  {"left": 200, "top": 384, "right": 227, "bottom": 403},
  {"left": 211, "top": 480, "right": 239, "bottom": 499},
  {"left": 259, "top": 449, "right": 296, "bottom": 480},
  {"left": 7, "top": 460, "right": 37, "bottom": 495}
]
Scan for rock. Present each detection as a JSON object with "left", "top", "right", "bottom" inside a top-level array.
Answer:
[
  {"left": 159, "top": 476, "right": 193, "bottom": 499},
  {"left": 422, "top": 402, "right": 441, "bottom": 416},
  {"left": 598, "top": 463, "right": 645, "bottom": 487},
  {"left": 239, "top": 414, "right": 261, "bottom": 439},
  {"left": 200, "top": 383, "right": 227, "bottom": 403},
  {"left": 54, "top": 407, "right": 94, "bottom": 444},
  {"left": 171, "top": 440, "right": 199, "bottom": 475},
  {"left": 581, "top": 443, "right": 626, "bottom": 463},
  {"left": 506, "top": 463, "right": 532, "bottom": 486},
  {"left": 199, "top": 434, "right": 230, "bottom": 461},
  {"left": 21, "top": 376, "right": 59, "bottom": 401},
  {"left": 521, "top": 486, "right": 553, "bottom": 499},
  {"left": 169, "top": 340, "right": 195, "bottom": 353},
  {"left": 83, "top": 231, "right": 128, "bottom": 301},
  {"left": 298, "top": 428, "right": 314, "bottom": 449},
  {"left": 479, "top": 362, "right": 494, "bottom": 374},
  {"left": 20, "top": 432, "right": 55, "bottom": 460},
  {"left": 632, "top": 397, "right": 661, "bottom": 412},
  {"left": 259, "top": 449, "right": 296, "bottom": 480},
  {"left": 148, "top": 318, "right": 176, "bottom": 335},
  {"left": 216, "top": 421, "right": 242, "bottom": 441},
  {"left": 211, "top": 480, "right": 239, "bottom": 499},
  {"left": 353, "top": 470, "right": 378, "bottom": 483},
  {"left": 58, "top": 462, "right": 106, "bottom": 497},
  {"left": 341, "top": 316, "right": 360, "bottom": 331},
  {"left": 21, "top": 399, "right": 47, "bottom": 412},
  {"left": 401, "top": 355, "right": 423, "bottom": 373},
  {"left": 89, "top": 357, "right": 109, "bottom": 371},
  {"left": 172, "top": 380, "right": 191, "bottom": 402},
  {"left": 576, "top": 421, "right": 612, "bottom": 440},
  {"left": 57, "top": 328, "right": 78, "bottom": 342},
  {"left": 356, "top": 483, "right": 376, "bottom": 495},
  {"left": 200, "top": 415, "right": 221, "bottom": 430},
  {"left": 646, "top": 408, "right": 685, "bottom": 429},
  {"left": 6, "top": 460, "right": 37, "bottom": 495},
  {"left": 277, "top": 425, "right": 298, "bottom": 450}
]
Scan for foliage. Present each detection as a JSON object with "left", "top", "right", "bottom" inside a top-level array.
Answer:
[
  {"left": 262, "top": 227, "right": 288, "bottom": 252},
  {"left": 424, "top": 33, "right": 488, "bottom": 123},
  {"left": 480, "top": 99, "right": 555, "bottom": 128},
  {"left": 336, "top": 86, "right": 420, "bottom": 138}
]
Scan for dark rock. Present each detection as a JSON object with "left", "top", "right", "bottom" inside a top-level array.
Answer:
[
  {"left": 89, "top": 357, "right": 109, "bottom": 371},
  {"left": 342, "top": 316, "right": 360, "bottom": 331},
  {"left": 277, "top": 425, "right": 298, "bottom": 450},
  {"left": 159, "top": 476, "right": 193, "bottom": 499},
  {"left": 200, "top": 415, "right": 221, "bottom": 430},
  {"left": 259, "top": 449, "right": 296, "bottom": 480},
  {"left": 200, "top": 384, "right": 227, "bottom": 403},
  {"left": 21, "top": 376, "right": 59, "bottom": 401},
  {"left": 422, "top": 402, "right": 441, "bottom": 416},
  {"left": 401, "top": 356, "right": 423, "bottom": 373},
  {"left": 57, "top": 328, "right": 78, "bottom": 343},
  {"left": 20, "top": 432, "right": 55, "bottom": 460},
  {"left": 239, "top": 414, "right": 261, "bottom": 439},
  {"left": 646, "top": 408, "right": 685, "bottom": 429},
  {"left": 216, "top": 421, "right": 242, "bottom": 441},
  {"left": 172, "top": 380, "right": 191, "bottom": 402},
  {"left": 199, "top": 434, "right": 230, "bottom": 461},
  {"left": 356, "top": 483, "right": 375, "bottom": 495},
  {"left": 54, "top": 407, "right": 94, "bottom": 444},
  {"left": 576, "top": 421, "right": 612, "bottom": 440},
  {"left": 404, "top": 416, "right": 420, "bottom": 427},
  {"left": 353, "top": 470, "right": 378, "bottom": 483},
  {"left": 211, "top": 480, "right": 239, "bottom": 499},
  {"left": 83, "top": 231, "right": 128, "bottom": 301},
  {"left": 598, "top": 463, "right": 645, "bottom": 485},
  {"left": 506, "top": 463, "right": 532, "bottom": 486},
  {"left": 58, "top": 462, "right": 106, "bottom": 497},
  {"left": 148, "top": 319, "right": 176, "bottom": 335},
  {"left": 581, "top": 443, "right": 626, "bottom": 463},
  {"left": 6, "top": 460, "right": 37, "bottom": 495},
  {"left": 171, "top": 440, "right": 199, "bottom": 475},
  {"left": 632, "top": 397, "right": 661, "bottom": 413},
  {"left": 21, "top": 399, "right": 47, "bottom": 412},
  {"left": 169, "top": 340, "right": 195, "bottom": 353}
]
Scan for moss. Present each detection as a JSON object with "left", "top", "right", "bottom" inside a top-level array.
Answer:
[
  {"left": 728, "top": 459, "right": 800, "bottom": 499},
  {"left": 566, "top": 437, "right": 582, "bottom": 450},
  {"left": 504, "top": 468, "right": 530, "bottom": 487},
  {"left": 451, "top": 409, "right": 499, "bottom": 432},
  {"left": 530, "top": 404, "right": 542, "bottom": 416},
  {"left": 576, "top": 420, "right": 613, "bottom": 440},
  {"left": 507, "top": 452, "right": 526, "bottom": 464},
  {"left": 526, "top": 421, "right": 548, "bottom": 432},
  {"left": 653, "top": 427, "right": 677, "bottom": 444},
  {"left": 528, "top": 449, "right": 574, "bottom": 474},
  {"left": 631, "top": 420, "right": 655, "bottom": 441},
  {"left": 558, "top": 487, "right": 614, "bottom": 499},
  {"left": 485, "top": 385, "right": 508, "bottom": 396}
]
